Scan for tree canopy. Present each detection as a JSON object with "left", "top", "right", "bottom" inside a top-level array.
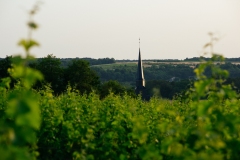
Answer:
[{"left": 64, "top": 59, "right": 100, "bottom": 94}]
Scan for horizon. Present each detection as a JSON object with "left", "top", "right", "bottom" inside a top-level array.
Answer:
[{"left": 1, "top": 55, "right": 240, "bottom": 61}]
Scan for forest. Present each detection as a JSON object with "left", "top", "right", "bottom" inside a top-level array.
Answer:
[{"left": 1, "top": 4, "right": 240, "bottom": 160}]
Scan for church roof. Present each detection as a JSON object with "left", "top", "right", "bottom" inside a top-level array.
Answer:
[{"left": 136, "top": 48, "right": 144, "bottom": 81}]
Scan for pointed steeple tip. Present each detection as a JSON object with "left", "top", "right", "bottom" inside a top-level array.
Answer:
[{"left": 139, "top": 38, "right": 140, "bottom": 49}]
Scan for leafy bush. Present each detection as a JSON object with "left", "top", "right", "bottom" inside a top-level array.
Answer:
[{"left": 0, "top": 3, "right": 43, "bottom": 159}]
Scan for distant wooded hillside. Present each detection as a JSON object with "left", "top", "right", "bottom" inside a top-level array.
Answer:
[
  {"left": 116, "top": 57, "right": 240, "bottom": 62},
  {"left": 2, "top": 55, "right": 240, "bottom": 99}
]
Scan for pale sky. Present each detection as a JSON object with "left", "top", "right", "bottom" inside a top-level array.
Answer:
[{"left": 0, "top": 0, "right": 240, "bottom": 60}]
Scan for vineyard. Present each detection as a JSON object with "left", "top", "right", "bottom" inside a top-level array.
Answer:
[
  {"left": 1, "top": 5, "right": 240, "bottom": 160},
  {"left": 1, "top": 53, "right": 240, "bottom": 159}
]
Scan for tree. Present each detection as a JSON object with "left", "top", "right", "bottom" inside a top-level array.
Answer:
[
  {"left": 0, "top": 56, "right": 12, "bottom": 79},
  {"left": 0, "top": 56, "right": 17, "bottom": 88},
  {"left": 99, "top": 80, "right": 127, "bottom": 99},
  {"left": 30, "top": 54, "right": 64, "bottom": 94},
  {"left": 64, "top": 59, "right": 100, "bottom": 94}
]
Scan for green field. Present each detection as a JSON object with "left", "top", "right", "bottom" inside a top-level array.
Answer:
[{"left": 91, "top": 62, "right": 138, "bottom": 69}]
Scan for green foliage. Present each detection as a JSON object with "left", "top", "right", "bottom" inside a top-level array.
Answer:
[
  {"left": 0, "top": 47, "right": 42, "bottom": 158},
  {"left": 64, "top": 59, "right": 100, "bottom": 94},
  {"left": 18, "top": 39, "right": 39, "bottom": 54},
  {"left": 32, "top": 52, "right": 240, "bottom": 159},
  {"left": 2, "top": 52, "right": 240, "bottom": 159},
  {"left": 146, "top": 80, "right": 191, "bottom": 99},
  {"left": 33, "top": 53, "right": 240, "bottom": 159},
  {"left": 99, "top": 80, "right": 135, "bottom": 99},
  {"left": 29, "top": 54, "right": 65, "bottom": 94},
  {"left": 0, "top": 56, "right": 12, "bottom": 79}
]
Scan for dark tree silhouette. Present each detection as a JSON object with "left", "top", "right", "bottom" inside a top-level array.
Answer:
[{"left": 64, "top": 59, "right": 100, "bottom": 94}]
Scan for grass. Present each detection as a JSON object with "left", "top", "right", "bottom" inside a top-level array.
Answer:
[{"left": 91, "top": 62, "right": 137, "bottom": 69}]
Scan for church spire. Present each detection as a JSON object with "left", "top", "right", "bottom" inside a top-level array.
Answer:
[{"left": 136, "top": 38, "right": 145, "bottom": 93}]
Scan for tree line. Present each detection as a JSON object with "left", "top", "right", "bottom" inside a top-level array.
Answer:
[
  {"left": 0, "top": 55, "right": 193, "bottom": 99},
  {"left": 0, "top": 55, "right": 133, "bottom": 99},
  {"left": 2, "top": 55, "right": 240, "bottom": 99}
]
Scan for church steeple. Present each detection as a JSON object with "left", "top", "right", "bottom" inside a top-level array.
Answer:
[{"left": 135, "top": 39, "right": 145, "bottom": 94}]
